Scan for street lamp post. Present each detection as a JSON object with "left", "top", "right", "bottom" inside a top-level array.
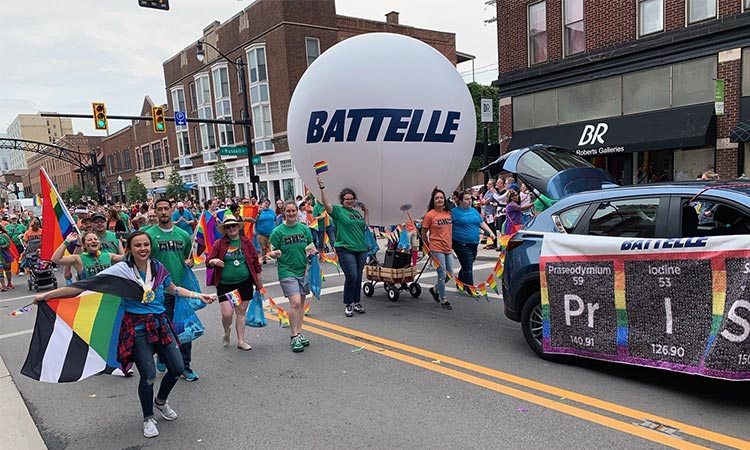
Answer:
[
  {"left": 117, "top": 175, "right": 126, "bottom": 205},
  {"left": 196, "top": 40, "right": 259, "bottom": 198}
]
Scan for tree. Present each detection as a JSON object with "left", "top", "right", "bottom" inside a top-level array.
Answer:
[
  {"left": 127, "top": 176, "right": 148, "bottom": 203},
  {"left": 65, "top": 184, "right": 84, "bottom": 204},
  {"left": 467, "top": 82, "right": 500, "bottom": 144},
  {"left": 166, "top": 170, "right": 188, "bottom": 201},
  {"left": 212, "top": 161, "right": 235, "bottom": 199}
]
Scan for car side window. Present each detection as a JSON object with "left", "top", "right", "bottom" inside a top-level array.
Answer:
[
  {"left": 588, "top": 198, "right": 660, "bottom": 238},
  {"left": 558, "top": 205, "right": 588, "bottom": 233},
  {"left": 686, "top": 198, "right": 750, "bottom": 236}
]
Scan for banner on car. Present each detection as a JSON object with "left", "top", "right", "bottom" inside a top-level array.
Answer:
[{"left": 540, "top": 233, "right": 750, "bottom": 380}]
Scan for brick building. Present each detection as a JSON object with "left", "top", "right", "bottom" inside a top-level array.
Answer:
[
  {"left": 494, "top": 0, "right": 750, "bottom": 184},
  {"left": 163, "top": 0, "right": 464, "bottom": 203},
  {"left": 25, "top": 133, "right": 103, "bottom": 200},
  {"left": 101, "top": 96, "right": 173, "bottom": 203}
]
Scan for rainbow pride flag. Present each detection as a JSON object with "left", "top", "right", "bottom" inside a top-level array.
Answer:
[
  {"left": 486, "top": 274, "right": 499, "bottom": 294},
  {"left": 313, "top": 160, "right": 328, "bottom": 174},
  {"left": 477, "top": 283, "right": 489, "bottom": 301},
  {"left": 225, "top": 289, "right": 242, "bottom": 308},
  {"left": 22, "top": 291, "right": 124, "bottom": 382},
  {"left": 303, "top": 301, "right": 311, "bottom": 315},
  {"left": 40, "top": 168, "right": 78, "bottom": 261},
  {"left": 33, "top": 194, "right": 43, "bottom": 207},
  {"left": 277, "top": 306, "right": 290, "bottom": 327}
]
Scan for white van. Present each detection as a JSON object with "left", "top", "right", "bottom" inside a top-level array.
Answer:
[{"left": 8, "top": 198, "right": 42, "bottom": 217}]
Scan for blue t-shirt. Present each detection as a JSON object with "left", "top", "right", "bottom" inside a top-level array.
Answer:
[
  {"left": 451, "top": 206, "right": 483, "bottom": 244},
  {"left": 120, "top": 271, "right": 173, "bottom": 315},
  {"left": 171, "top": 209, "right": 195, "bottom": 234},
  {"left": 255, "top": 208, "right": 277, "bottom": 236}
]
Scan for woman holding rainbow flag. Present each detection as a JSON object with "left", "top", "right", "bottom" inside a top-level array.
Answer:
[{"left": 207, "top": 213, "right": 263, "bottom": 351}]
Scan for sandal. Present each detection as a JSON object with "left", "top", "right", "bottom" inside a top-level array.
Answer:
[{"left": 7, "top": 284, "right": 14, "bottom": 289}]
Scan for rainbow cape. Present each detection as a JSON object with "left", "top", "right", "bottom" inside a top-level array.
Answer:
[
  {"left": 22, "top": 261, "right": 170, "bottom": 383},
  {"left": 40, "top": 167, "right": 78, "bottom": 260}
]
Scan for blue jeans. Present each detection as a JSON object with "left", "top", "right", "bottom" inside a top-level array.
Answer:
[
  {"left": 430, "top": 251, "right": 453, "bottom": 299},
  {"left": 453, "top": 242, "right": 478, "bottom": 286},
  {"left": 163, "top": 293, "right": 192, "bottom": 371},
  {"left": 131, "top": 324, "right": 184, "bottom": 419},
  {"left": 338, "top": 248, "right": 366, "bottom": 304}
]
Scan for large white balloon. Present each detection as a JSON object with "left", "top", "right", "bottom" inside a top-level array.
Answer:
[{"left": 287, "top": 33, "right": 476, "bottom": 226}]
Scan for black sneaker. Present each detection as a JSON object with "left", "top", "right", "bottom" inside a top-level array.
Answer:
[
  {"left": 440, "top": 301, "right": 452, "bottom": 310},
  {"left": 353, "top": 303, "right": 365, "bottom": 314},
  {"left": 429, "top": 287, "right": 440, "bottom": 302},
  {"left": 345, "top": 304, "right": 353, "bottom": 317}
]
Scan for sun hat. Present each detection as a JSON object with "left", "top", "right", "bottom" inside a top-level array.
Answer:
[{"left": 217, "top": 213, "right": 242, "bottom": 234}]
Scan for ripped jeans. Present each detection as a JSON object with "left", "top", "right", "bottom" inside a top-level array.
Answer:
[{"left": 131, "top": 326, "right": 184, "bottom": 419}]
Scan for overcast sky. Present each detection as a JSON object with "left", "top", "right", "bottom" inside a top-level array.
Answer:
[{"left": 1, "top": 0, "right": 498, "bottom": 136}]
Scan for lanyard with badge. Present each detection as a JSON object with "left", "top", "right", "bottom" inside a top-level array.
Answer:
[{"left": 133, "top": 263, "right": 156, "bottom": 303}]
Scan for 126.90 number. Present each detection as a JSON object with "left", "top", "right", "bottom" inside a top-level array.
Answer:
[{"left": 651, "top": 344, "right": 685, "bottom": 357}]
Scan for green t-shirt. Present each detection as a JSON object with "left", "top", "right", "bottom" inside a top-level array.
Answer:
[
  {"left": 313, "top": 203, "right": 333, "bottom": 228},
  {"left": 269, "top": 222, "right": 312, "bottom": 279},
  {"left": 533, "top": 194, "right": 557, "bottom": 213},
  {"left": 6, "top": 223, "right": 26, "bottom": 247},
  {"left": 145, "top": 226, "right": 192, "bottom": 287},
  {"left": 79, "top": 252, "right": 113, "bottom": 280},
  {"left": 98, "top": 230, "right": 121, "bottom": 255},
  {"left": 220, "top": 238, "right": 251, "bottom": 284},
  {"left": 329, "top": 205, "right": 366, "bottom": 252}
]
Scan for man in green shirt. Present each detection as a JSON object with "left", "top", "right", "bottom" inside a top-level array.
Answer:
[
  {"left": 6, "top": 215, "right": 26, "bottom": 255},
  {"left": 146, "top": 199, "right": 198, "bottom": 381},
  {"left": 90, "top": 212, "right": 123, "bottom": 255}
]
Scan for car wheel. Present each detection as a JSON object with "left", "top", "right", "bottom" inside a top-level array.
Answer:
[
  {"left": 521, "top": 292, "right": 568, "bottom": 362},
  {"left": 408, "top": 282, "right": 421, "bottom": 298},
  {"left": 363, "top": 282, "right": 374, "bottom": 297}
]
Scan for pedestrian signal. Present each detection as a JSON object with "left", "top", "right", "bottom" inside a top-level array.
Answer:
[
  {"left": 152, "top": 106, "right": 166, "bottom": 134},
  {"left": 92, "top": 102, "right": 108, "bottom": 130}
]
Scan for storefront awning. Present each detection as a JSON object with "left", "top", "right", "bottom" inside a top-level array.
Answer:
[
  {"left": 730, "top": 121, "right": 750, "bottom": 143},
  {"left": 508, "top": 103, "right": 716, "bottom": 157}
]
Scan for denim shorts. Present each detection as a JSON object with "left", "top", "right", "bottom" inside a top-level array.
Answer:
[{"left": 279, "top": 276, "right": 310, "bottom": 297}]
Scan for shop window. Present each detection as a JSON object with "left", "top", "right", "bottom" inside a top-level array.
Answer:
[
  {"left": 742, "top": 48, "right": 750, "bottom": 97},
  {"left": 622, "top": 66, "right": 670, "bottom": 114},
  {"left": 513, "top": 95, "right": 534, "bottom": 131},
  {"left": 533, "top": 89, "right": 558, "bottom": 127},
  {"left": 563, "top": 0, "right": 585, "bottom": 56},
  {"left": 558, "top": 77, "right": 621, "bottom": 124},
  {"left": 688, "top": 0, "right": 716, "bottom": 24},
  {"left": 638, "top": 0, "right": 663, "bottom": 36},
  {"left": 673, "top": 148, "right": 714, "bottom": 181},
  {"left": 672, "top": 57, "right": 716, "bottom": 107},
  {"left": 528, "top": 2, "right": 547, "bottom": 65},
  {"left": 588, "top": 198, "right": 660, "bottom": 238}
]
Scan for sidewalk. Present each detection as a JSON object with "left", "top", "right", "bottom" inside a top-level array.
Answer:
[{"left": 0, "top": 355, "right": 47, "bottom": 449}]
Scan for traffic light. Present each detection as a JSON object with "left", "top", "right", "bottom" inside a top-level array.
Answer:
[
  {"left": 92, "top": 102, "right": 108, "bottom": 130},
  {"left": 152, "top": 106, "right": 166, "bottom": 134},
  {"left": 138, "top": 0, "right": 169, "bottom": 11}
]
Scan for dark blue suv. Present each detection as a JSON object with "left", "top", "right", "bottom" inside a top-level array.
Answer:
[{"left": 491, "top": 145, "right": 750, "bottom": 360}]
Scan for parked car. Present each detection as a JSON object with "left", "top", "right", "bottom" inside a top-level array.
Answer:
[{"left": 491, "top": 144, "right": 750, "bottom": 360}]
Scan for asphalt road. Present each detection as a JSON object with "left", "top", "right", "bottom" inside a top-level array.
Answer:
[{"left": 0, "top": 252, "right": 748, "bottom": 450}]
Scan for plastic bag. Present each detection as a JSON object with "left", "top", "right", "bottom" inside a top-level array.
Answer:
[
  {"left": 365, "top": 228, "right": 379, "bottom": 257},
  {"left": 179, "top": 265, "right": 206, "bottom": 311},
  {"left": 172, "top": 297, "right": 205, "bottom": 343},
  {"left": 245, "top": 290, "right": 267, "bottom": 328},
  {"left": 309, "top": 255, "right": 321, "bottom": 299}
]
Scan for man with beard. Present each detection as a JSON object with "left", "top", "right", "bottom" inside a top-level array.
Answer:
[
  {"left": 90, "top": 212, "right": 123, "bottom": 256},
  {"left": 145, "top": 199, "right": 198, "bottom": 381}
]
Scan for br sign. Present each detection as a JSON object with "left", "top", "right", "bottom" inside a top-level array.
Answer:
[{"left": 287, "top": 33, "right": 476, "bottom": 226}]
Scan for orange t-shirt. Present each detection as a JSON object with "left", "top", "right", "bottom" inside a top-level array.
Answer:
[
  {"left": 23, "top": 228, "right": 43, "bottom": 242},
  {"left": 421, "top": 209, "right": 452, "bottom": 253}
]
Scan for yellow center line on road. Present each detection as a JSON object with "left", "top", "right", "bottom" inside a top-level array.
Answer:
[
  {"left": 301, "top": 323, "right": 712, "bottom": 450},
  {"left": 301, "top": 317, "right": 749, "bottom": 450}
]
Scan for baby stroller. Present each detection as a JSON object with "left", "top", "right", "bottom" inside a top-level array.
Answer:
[{"left": 23, "top": 240, "right": 57, "bottom": 292}]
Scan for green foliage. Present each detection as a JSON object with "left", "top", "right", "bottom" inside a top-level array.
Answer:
[
  {"left": 211, "top": 161, "right": 235, "bottom": 199},
  {"left": 468, "top": 156, "right": 485, "bottom": 171},
  {"left": 467, "top": 82, "right": 500, "bottom": 143},
  {"left": 166, "top": 170, "right": 188, "bottom": 201},
  {"left": 127, "top": 176, "right": 148, "bottom": 203},
  {"left": 65, "top": 184, "right": 84, "bottom": 204}
]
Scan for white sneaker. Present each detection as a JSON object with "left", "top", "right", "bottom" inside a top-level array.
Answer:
[
  {"left": 143, "top": 418, "right": 159, "bottom": 438},
  {"left": 154, "top": 400, "right": 177, "bottom": 421}
]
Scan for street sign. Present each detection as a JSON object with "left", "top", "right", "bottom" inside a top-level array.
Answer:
[
  {"left": 481, "top": 98, "right": 493, "bottom": 123},
  {"left": 174, "top": 111, "right": 187, "bottom": 126},
  {"left": 714, "top": 79, "right": 725, "bottom": 116},
  {"left": 251, "top": 155, "right": 262, "bottom": 165},
  {"left": 219, "top": 146, "right": 249, "bottom": 156}
]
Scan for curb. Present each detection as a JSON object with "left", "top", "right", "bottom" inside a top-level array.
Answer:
[{"left": 0, "top": 355, "right": 47, "bottom": 450}]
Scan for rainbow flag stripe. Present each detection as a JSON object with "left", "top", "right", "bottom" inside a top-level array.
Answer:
[
  {"left": 486, "top": 275, "right": 499, "bottom": 294},
  {"left": 303, "top": 301, "right": 311, "bottom": 316},
  {"left": 40, "top": 167, "right": 78, "bottom": 260},
  {"left": 313, "top": 160, "right": 328, "bottom": 174}
]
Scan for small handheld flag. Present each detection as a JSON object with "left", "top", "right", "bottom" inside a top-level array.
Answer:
[
  {"left": 8, "top": 303, "right": 33, "bottom": 316},
  {"left": 304, "top": 301, "right": 311, "bottom": 316},
  {"left": 313, "top": 160, "right": 329, "bottom": 174},
  {"left": 223, "top": 289, "right": 243, "bottom": 308}
]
